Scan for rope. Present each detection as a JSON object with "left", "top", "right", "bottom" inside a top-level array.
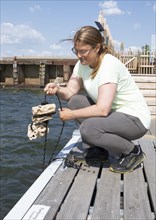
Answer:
[
  {"left": 56, "top": 93, "right": 63, "bottom": 111},
  {"left": 42, "top": 93, "right": 65, "bottom": 170},
  {"left": 48, "top": 121, "right": 65, "bottom": 165},
  {"left": 48, "top": 93, "right": 65, "bottom": 165},
  {"left": 41, "top": 93, "right": 48, "bottom": 105},
  {"left": 42, "top": 121, "right": 48, "bottom": 171},
  {"left": 41, "top": 94, "right": 49, "bottom": 171}
]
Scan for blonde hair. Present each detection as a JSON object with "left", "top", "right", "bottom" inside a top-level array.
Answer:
[{"left": 73, "top": 26, "right": 110, "bottom": 79}]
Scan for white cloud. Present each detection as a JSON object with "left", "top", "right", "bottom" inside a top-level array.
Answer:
[
  {"left": 1, "top": 22, "right": 45, "bottom": 45},
  {"left": 113, "top": 39, "right": 121, "bottom": 50},
  {"left": 50, "top": 44, "right": 62, "bottom": 50},
  {"left": 146, "top": 1, "right": 156, "bottom": 12},
  {"left": 113, "top": 39, "right": 142, "bottom": 53},
  {"left": 18, "top": 49, "right": 36, "bottom": 56},
  {"left": 99, "top": 1, "right": 124, "bottom": 16},
  {"left": 100, "top": 1, "right": 117, "bottom": 9},
  {"left": 126, "top": 10, "right": 132, "bottom": 15},
  {"left": 19, "top": 49, "right": 53, "bottom": 56},
  {"left": 49, "top": 43, "right": 74, "bottom": 58},
  {"left": 127, "top": 46, "right": 141, "bottom": 53},
  {"left": 151, "top": 34, "right": 156, "bottom": 52},
  {"left": 29, "top": 4, "right": 41, "bottom": 13},
  {"left": 146, "top": 2, "right": 151, "bottom": 6},
  {"left": 153, "top": 3, "right": 156, "bottom": 13},
  {"left": 133, "top": 23, "right": 141, "bottom": 30}
]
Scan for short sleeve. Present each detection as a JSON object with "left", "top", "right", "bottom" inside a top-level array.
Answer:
[
  {"left": 98, "top": 54, "right": 119, "bottom": 87},
  {"left": 73, "top": 60, "right": 82, "bottom": 79}
]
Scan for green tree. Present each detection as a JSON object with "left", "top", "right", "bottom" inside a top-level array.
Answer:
[{"left": 142, "top": 44, "right": 150, "bottom": 55}]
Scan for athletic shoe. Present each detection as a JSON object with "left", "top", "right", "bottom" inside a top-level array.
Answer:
[
  {"left": 64, "top": 146, "right": 108, "bottom": 168},
  {"left": 109, "top": 145, "right": 145, "bottom": 174},
  {"left": 85, "top": 147, "right": 109, "bottom": 162}
]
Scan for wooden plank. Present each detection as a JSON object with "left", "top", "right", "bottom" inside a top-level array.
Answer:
[
  {"left": 55, "top": 163, "right": 100, "bottom": 220},
  {"left": 140, "top": 116, "right": 155, "bottom": 140},
  {"left": 3, "top": 160, "right": 63, "bottom": 220},
  {"left": 141, "top": 90, "right": 156, "bottom": 96},
  {"left": 144, "top": 97, "right": 156, "bottom": 106},
  {"left": 148, "top": 106, "right": 156, "bottom": 115},
  {"left": 143, "top": 134, "right": 156, "bottom": 141},
  {"left": 124, "top": 167, "right": 153, "bottom": 219},
  {"left": 91, "top": 164, "right": 121, "bottom": 220},
  {"left": 149, "top": 115, "right": 156, "bottom": 137},
  {"left": 136, "top": 82, "right": 156, "bottom": 90},
  {"left": 23, "top": 167, "right": 78, "bottom": 219},
  {"left": 4, "top": 131, "right": 81, "bottom": 220},
  {"left": 139, "top": 140, "right": 156, "bottom": 215},
  {"left": 132, "top": 75, "right": 156, "bottom": 83},
  {"left": 140, "top": 65, "right": 155, "bottom": 68}
]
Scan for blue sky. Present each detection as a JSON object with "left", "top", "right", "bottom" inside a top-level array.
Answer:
[{"left": 1, "top": 0, "right": 156, "bottom": 58}]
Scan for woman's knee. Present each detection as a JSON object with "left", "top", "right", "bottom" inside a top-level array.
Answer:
[
  {"left": 68, "top": 95, "right": 83, "bottom": 110},
  {"left": 80, "top": 119, "right": 96, "bottom": 141},
  {"left": 68, "top": 95, "right": 94, "bottom": 110}
]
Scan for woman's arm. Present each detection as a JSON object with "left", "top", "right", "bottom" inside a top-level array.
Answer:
[
  {"left": 44, "top": 74, "right": 83, "bottom": 101},
  {"left": 59, "top": 83, "right": 117, "bottom": 120}
]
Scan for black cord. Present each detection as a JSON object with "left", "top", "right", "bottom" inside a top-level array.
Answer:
[
  {"left": 42, "top": 121, "right": 48, "bottom": 171},
  {"left": 48, "top": 121, "right": 65, "bottom": 165},
  {"left": 48, "top": 93, "right": 65, "bottom": 165},
  {"left": 55, "top": 92, "right": 63, "bottom": 110},
  {"left": 41, "top": 93, "right": 48, "bottom": 105},
  {"left": 41, "top": 92, "right": 65, "bottom": 170},
  {"left": 41, "top": 94, "right": 49, "bottom": 171}
]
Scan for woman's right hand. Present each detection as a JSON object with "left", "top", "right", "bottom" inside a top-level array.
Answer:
[{"left": 44, "top": 83, "right": 59, "bottom": 95}]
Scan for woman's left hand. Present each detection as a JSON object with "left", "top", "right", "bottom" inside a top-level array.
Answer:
[{"left": 59, "top": 108, "right": 75, "bottom": 121}]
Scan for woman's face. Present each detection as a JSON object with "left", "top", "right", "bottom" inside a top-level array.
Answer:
[{"left": 73, "top": 41, "right": 100, "bottom": 68}]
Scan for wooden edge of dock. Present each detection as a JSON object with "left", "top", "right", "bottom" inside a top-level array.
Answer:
[
  {"left": 3, "top": 130, "right": 81, "bottom": 220},
  {"left": 4, "top": 118, "right": 156, "bottom": 220}
]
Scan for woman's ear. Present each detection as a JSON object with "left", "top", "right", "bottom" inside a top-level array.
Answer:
[{"left": 95, "top": 43, "right": 101, "bottom": 53}]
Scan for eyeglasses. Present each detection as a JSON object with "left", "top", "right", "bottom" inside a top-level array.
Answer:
[{"left": 71, "top": 47, "right": 94, "bottom": 56}]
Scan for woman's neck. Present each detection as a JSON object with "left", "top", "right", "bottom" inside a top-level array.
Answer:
[{"left": 89, "top": 56, "right": 99, "bottom": 69}]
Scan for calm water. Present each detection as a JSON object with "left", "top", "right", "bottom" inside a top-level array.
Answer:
[{"left": 0, "top": 88, "right": 77, "bottom": 219}]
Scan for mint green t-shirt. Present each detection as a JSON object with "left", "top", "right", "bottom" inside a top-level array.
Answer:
[{"left": 73, "top": 54, "right": 151, "bottom": 129}]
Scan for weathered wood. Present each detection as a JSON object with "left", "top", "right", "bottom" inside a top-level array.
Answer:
[
  {"left": 28, "top": 166, "right": 78, "bottom": 219},
  {"left": 124, "top": 167, "right": 153, "bottom": 219},
  {"left": 131, "top": 74, "right": 156, "bottom": 115},
  {"left": 148, "top": 106, "right": 156, "bottom": 115},
  {"left": 4, "top": 160, "right": 64, "bottom": 220},
  {"left": 139, "top": 140, "right": 156, "bottom": 215},
  {"left": 91, "top": 164, "right": 121, "bottom": 220},
  {"left": 136, "top": 82, "right": 156, "bottom": 90},
  {"left": 141, "top": 116, "right": 156, "bottom": 140},
  {"left": 132, "top": 75, "right": 156, "bottom": 83},
  {"left": 141, "top": 90, "right": 156, "bottom": 97},
  {"left": 149, "top": 116, "right": 156, "bottom": 137},
  {"left": 3, "top": 120, "right": 156, "bottom": 220},
  {"left": 144, "top": 97, "right": 155, "bottom": 106},
  {"left": 55, "top": 163, "right": 100, "bottom": 220}
]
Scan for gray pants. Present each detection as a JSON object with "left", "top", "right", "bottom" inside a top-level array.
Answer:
[{"left": 68, "top": 94, "right": 148, "bottom": 156}]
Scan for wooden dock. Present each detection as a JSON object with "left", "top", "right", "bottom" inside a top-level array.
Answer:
[{"left": 4, "top": 116, "right": 156, "bottom": 220}]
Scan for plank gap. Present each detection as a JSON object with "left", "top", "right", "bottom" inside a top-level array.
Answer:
[
  {"left": 143, "top": 164, "right": 155, "bottom": 215},
  {"left": 52, "top": 166, "right": 81, "bottom": 219},
  {"left": 89, "top": 162, "right": 103, "bottom": 207}
]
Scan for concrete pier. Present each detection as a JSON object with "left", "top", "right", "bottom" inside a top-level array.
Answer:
[{"left": 0, "top": 56, "right": 77, "bottom": 87}]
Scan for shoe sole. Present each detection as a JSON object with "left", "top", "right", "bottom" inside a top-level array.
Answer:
[{"left": 109, "top": 153, "right": 146, "bottom": 174}]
